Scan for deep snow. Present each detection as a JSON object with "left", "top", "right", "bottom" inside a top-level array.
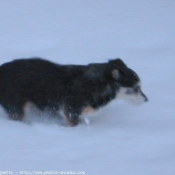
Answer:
[{"left": 0, "top": 0, "right": 175, "bottom": 175}]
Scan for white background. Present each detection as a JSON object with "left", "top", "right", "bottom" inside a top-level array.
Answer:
[{"left": 0, "top": 1, "right": 175, "bottom": 175}]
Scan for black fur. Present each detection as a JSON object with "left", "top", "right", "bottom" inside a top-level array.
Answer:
[{"left": 0, "top": 58, "right": 140, "bottom": 126}]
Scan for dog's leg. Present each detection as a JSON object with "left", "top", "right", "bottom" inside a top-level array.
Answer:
[
  {"left": 63, "top": 105, "right": 81, "bottom": 126},
  {"left": 9, "top": 113, "right": 24, "bottom": 121},
  {"left": 2, "top": 104, "right": 25, "bottom": 121},
  {"left": 64, "top": 110, "right": 80, "bottom": 126},
  {"left": 8, "top": 108, "right": 24, "bottom": 121}
]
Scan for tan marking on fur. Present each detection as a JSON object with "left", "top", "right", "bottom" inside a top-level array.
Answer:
[{"left": 81, "top": 106, "right": 96, "bottom": 115}]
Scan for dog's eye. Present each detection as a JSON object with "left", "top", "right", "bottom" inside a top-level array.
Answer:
[
  {"left": 134, "top": 86, "right": 140, "bottom": 92},
  {"left": 126, "top": 86, "right": 140, "bottom": 94},
  {"left": 126, "top": 88, "right": 134, "bottom": 94}
]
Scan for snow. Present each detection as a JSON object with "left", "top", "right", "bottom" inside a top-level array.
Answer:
[{"left": 0, "top": 0, "right": 175, "bottom": 174}]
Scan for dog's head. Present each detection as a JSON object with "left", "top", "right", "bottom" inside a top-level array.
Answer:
[{"left": 109, "top": 58, "right": 148, "bottom": 104}]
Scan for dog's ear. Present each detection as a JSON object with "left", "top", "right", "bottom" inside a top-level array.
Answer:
[
  {"left": 108, "top": 58, "right": 126, "bottom": 79},
  {"left": 112, "top": 69, "right": 120, "bottom": 79},
  {"left": 108, "top": 58, "right": 126, "bottom": 68}
]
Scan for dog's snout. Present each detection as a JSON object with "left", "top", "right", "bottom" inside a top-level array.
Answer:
[
  {"left": 141, "top": 91, "right": 148, "bottom": 102},
  {"left": 144, "top": 96, "right": 148, "bottom": 102}
]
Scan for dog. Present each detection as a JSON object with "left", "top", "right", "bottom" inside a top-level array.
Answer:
[{"left": 0, "top": 58, "right": 148, "bottom": 126}]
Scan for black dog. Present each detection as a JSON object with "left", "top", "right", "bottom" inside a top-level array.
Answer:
[{"left": 0, "top": 58, "right": 148, "bottom": 126}]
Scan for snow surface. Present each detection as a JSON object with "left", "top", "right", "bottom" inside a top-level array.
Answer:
[{"left": 0, "top": 0, "right": 175, "bottom": 174}]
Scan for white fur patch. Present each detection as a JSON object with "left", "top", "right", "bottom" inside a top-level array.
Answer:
[{"left": 116, "top": 83, "right": 147, "bottom": 105}]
